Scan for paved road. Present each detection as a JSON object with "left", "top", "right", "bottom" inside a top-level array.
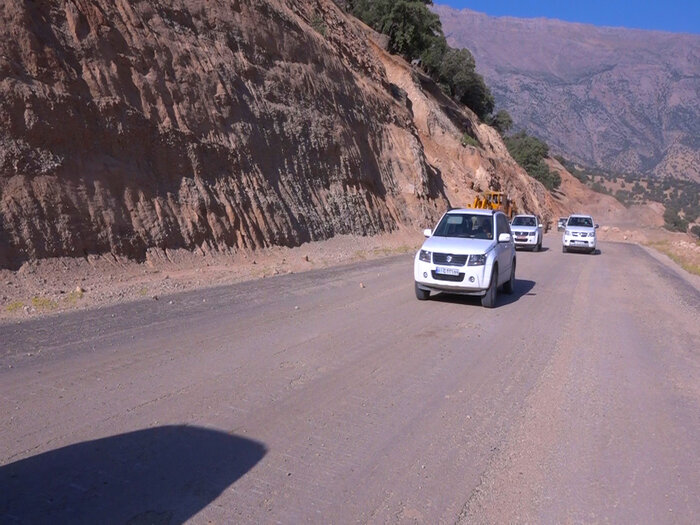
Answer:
[{"left": 1, "top": 235, "right": 699, "bottom": 523}]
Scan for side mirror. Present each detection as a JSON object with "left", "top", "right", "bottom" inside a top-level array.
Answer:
[
  {"left": 423, "top": 228, "right": 432, "bottom": 237},
  {"left": 498, "top": 233, "right": 511, "bottom": 243},
  {"left": 595, "top": 224, "right": 600, "bottom": 229},
  {"left": 538, "top": 223, "right": 543, "bottom": 228}
]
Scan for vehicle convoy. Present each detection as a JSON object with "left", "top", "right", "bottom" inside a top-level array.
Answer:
[
  {"left": 472, "top": 191, "right": 516, "bottom": 218},
  {"left": 510, "top": 214, "right": 543, "bottom": 251},
  {"left": 414, "top": 209, "right": 516, "bottom": 308},
  {"left": 562, "top": 214, "right": 598, "bottom": 253}
]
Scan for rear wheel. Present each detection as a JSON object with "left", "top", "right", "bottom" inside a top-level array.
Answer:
[
  {"left": 415, "top": 282, "right": 430, "bottom": 301},
  {"left": 503, "top": 259, "right": 516, "bottom": 294},
  {"left": 481, "top": 265, "right": 498, "bottom": 308}
]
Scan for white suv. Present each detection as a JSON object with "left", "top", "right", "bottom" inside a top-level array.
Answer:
[
  {"left": 510, "top": 214, "right": 543, "bottom": 251},
  {"left": 414, "top": 209, "right": 516, "bottom": 308},
  {"left": 562, "top": 214, "right": 598, "bottom": 253}
]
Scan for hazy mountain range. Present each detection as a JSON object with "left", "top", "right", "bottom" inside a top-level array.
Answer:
[{"left": 435, "top": 5, "right": 700, "bottom": 182}]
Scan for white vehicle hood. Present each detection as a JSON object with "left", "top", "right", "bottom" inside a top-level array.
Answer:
[
  {"left": 565, "top": 226, "right": 595, "bottom": 234},
  {"left": 421, "top": 236, "right": 495, "bottom": 255},
  {"left": 511, "top": 225, "right": 538, "bottom": 233}
]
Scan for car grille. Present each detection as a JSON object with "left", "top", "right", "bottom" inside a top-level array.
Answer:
[
  {"left": 432, "top": 253, "right": 468, "bottom": 266},
  {"left": 431, "top": 271, "right": 465, "bottom": 282}
]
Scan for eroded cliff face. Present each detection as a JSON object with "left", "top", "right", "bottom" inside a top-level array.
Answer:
[
  {"left": 0, "top": 0, "right": 449, "bottom": 268},
  {"left": 374, "top": 40, "right": 561, "bottom": 227}
]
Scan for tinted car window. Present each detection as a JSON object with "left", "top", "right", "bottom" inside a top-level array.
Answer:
[
  {"left": 512, "top": 216, "right": 536, "bottom": 226},
  {"left": 434, "top": 213, "right": 493, "bottom": 240},
  {"left": 496, "top": 214, "right": 510, "bottom": 236},
  {"left": 567, "top": 216, "right": 593, "bottom": 227}
]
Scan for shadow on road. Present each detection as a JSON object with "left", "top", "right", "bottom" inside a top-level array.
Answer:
[
  {"left": 1, "top": 425, "right": 266, "bottom": 524},
  {"left": 517, "top": 246, "right": 550, "bottom": 253},
  {"left": 563, "top": 248, "right": 601, "bottom": 255},
  {"left": 431, "top": 279, "right": 536, "bottom": 308}
]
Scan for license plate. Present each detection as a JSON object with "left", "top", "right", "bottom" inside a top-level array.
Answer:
[
  {"left": 516, "top": 236, "right": 527, "bottom": 241},
  {"left": 436, "top": 266, "right": 460, "bottom": 276}
]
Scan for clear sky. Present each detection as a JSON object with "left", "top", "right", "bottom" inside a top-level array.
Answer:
[{"left": 437, "top": 1, "right": 700, "bottom": 34}]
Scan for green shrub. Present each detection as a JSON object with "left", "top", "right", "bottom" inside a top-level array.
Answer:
[
  {"left": 487, "top": 110, "right": 513, "bottom": 135},
  {"left": 461, "top": 133, "right": 480, "bottom": 148},
  {"left": 504, "top": 131, "right": 561, "bottom": 190},
  {"left": 311, "top": 15, "right": 327, "bottom": 37},
  {"left": 664, "top": 206, "right": 688, "bottom": 232}
]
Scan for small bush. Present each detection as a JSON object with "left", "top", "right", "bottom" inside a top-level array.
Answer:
[
  {"left": 664, "top": 206, "right": 689, "bottom": 232},
  {"left": 6, "top": 301, "right": 24, "bottom": 313},
  {"left": 31, "top": 296, "right": 58, "bottom": 311},
  {"left": 461, "top": 133, "right": 480, "bottom": 148},
  {"left": 311, "top": 15, "right": 327, "bottom": 37}
]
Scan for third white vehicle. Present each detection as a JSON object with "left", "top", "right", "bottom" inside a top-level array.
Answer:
[{"left": 562, "top": 214, "right": 598, "bottom": 253}]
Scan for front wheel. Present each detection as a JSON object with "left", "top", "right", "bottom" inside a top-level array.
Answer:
[
  {"left": 562, "top": 245, "right": 568, "bottom": 253},
  {"left": 481, "top": 266, "right": 498, "bottom": 308},
  {"left": 415, "top": 282, "right": 430, "bottom": 301}
]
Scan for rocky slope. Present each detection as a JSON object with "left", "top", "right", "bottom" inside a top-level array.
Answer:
[
  {"left": 0, "top": 0, "right": 450, "bottom": 269},
  {"left": 0, "top": 0, "right": 587, "bottom": 270},
  {"left": 435, "top": 5, "right": 700, "bottom": 181}
]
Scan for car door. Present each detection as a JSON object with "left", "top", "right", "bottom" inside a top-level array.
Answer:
[{"left": 495, "top": 213, "right": 512, "bottom": 285}]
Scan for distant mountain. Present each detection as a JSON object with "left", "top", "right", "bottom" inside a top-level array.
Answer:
[{"left": 434, "top": 5, "right": 700, "bottom": 182}]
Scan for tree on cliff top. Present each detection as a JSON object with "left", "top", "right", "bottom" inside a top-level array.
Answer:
[{"left": 348, "top": 0, "right": 495, "bottom": 120}]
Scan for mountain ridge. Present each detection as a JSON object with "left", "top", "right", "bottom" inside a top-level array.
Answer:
[{"left": 435, "top": 4, "right": 700, "bottom": 182}]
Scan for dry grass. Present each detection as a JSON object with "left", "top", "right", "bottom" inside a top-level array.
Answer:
[
  {"left": 64, "top": 289, "right": 84, "bottom": 305},
  {"left": 646, "top": 240, "right": 700, "bottom": 276},
  {"left": 6, "top": 301, "right": 24, "bottom": 313},
  {"left": 31, "top": 296, "right": 58, "bottom": 311}
]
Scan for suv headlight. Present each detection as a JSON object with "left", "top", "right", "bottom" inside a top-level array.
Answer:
[
  {"left": 419, "top": 249, "right": 431, "bottom": 263},
  {"left": 565, "top": 229, "right": 571, "bottom": 236},
  {"left": 589, "top": 231, "right": 596, "bottom": 237},
  {"left": 468, "top": 254, "right": 486, "bottom": 266}
]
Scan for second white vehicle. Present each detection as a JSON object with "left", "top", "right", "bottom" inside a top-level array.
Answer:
[
  {"left": 510, "top": 214, "right": 543, "bottom": 251},
  {"left": 562, "top": 214, "right": 598, "bottom": 253},
  {"left": 414, "top": 209, "right": 516, "bottom": 308}
]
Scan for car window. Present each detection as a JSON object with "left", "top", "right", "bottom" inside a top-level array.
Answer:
[
  {"left": 496, "top": 214, "right": 510, "bottom": 236},
  {"left": 512, "top": 216, "right": 535, "bottom": 226},
  {"left": 567, "top": 216, "right": 593, "bottom": 227},
  {"left": 433, "top": 213, "right": 493, "bottom": 240}
]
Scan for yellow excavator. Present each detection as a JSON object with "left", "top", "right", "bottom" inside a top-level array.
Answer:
[{"left": 472, "top": 191, "right": 516, "bottom": 218}]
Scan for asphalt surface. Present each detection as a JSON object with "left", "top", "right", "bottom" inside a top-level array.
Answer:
[{"left": 1, "top": 235, "right": 699, "bottom": 523}]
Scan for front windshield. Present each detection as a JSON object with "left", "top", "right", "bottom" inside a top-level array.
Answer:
[
  {"left": 567, "top": 216, "right": 593, "bottom": 228},
  {"left": 433, "top": 213, "right": 493, "bottom": 240},
  {"left": 512, "top": 216, "right": 536, "bottom": 226}
]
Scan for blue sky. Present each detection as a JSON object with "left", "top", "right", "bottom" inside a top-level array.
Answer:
[{"left": 437, "top": 1, "right": 700, "bottom": 34}]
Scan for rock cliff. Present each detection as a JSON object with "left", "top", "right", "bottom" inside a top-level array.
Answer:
[{"left": 0, "top": 0, "right": 562, "bottom": 269}]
